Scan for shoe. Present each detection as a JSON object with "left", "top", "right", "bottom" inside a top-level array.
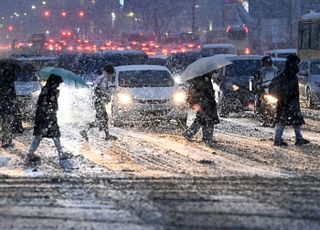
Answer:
[
  {"left": 203, "top": 140, "right": 215, "bottom": 148},
  {"left": 27, "top": 154, "right": 41, "bottom": 163},
  {"left": 105, "top": 135, "right": 117, "bottom": 141},
  {"left": 80, "top": 130, "right": 88, "bottom": 141},
  {"left": 273, "top": 140, "right": 288, "bottom": 147},
  {"left": 59, "top": 152, "right": 73, "bottom": 160},
  {"left": 182, "top": 132, "right": 192, "bottom": 141},
  {"left": 295, "top": 139, "right": 310, "bottom": 146},
  {"left": 1, "top": 143, "right": 15, "bottom": 148}
]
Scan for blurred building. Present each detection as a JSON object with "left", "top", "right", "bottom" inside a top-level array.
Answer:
[{"left": 249, "top": 0, "right": 320, "bottom": 53}]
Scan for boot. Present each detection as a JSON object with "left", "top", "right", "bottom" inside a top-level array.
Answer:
[{"left": 295, "top": 139, "right": 310, "bottom": 146}]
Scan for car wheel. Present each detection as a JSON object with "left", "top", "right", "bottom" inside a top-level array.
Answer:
[{"left": 306, "top": 87, "right": 314, "bottom": 109}]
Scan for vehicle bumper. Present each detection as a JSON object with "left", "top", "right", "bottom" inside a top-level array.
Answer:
[{"left": 113, "top": 103, "right": 188, "bottom": 123}]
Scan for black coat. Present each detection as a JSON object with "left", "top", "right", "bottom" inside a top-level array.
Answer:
[
  {"left": 187, "top": 74, "right": 219, "bottom": 124},
  {"left": 33, "top": 86, "right": 61, "bottom": 138},
  {"left": 0, "top": 63, "right": 18, "bottom": 116},
  {"left": 272, "top": 69, "right": 304, "bottom": 126}
]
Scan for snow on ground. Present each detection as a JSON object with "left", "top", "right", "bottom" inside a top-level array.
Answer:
[{"left": 1, "top": 106, "right": 319, "bottom": 179}]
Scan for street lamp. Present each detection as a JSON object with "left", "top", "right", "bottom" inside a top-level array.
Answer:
[{"left": 111, "top": 12, "right": 116, "bottom": 28}]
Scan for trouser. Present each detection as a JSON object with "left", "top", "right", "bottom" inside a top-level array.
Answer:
[
  {"left": 274, "top": 123, "right": 303, "bottom": 143},
  {"left": 0, "top": 115, "right": 14, "bottom": 146},
  {"left": 185, "top": 113, "right": 214, "bottom": 142},
  {"left": 84, "top": 101, "right": 109, "bottom": 137},
  {"left": 27, "top": 136, "right": 64, "bottom": 158}
]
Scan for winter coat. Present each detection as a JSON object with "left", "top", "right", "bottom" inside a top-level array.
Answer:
[
  {"left": 187, "top": 74, "right": 219, "bottom": 124},
  {"left": 271, "top": 69, "right": 304, "bottom": 126},
  {"left": 33, "top": 86, "right": 61, "bottom": 138},
  {"left": 0, "top": 62, "right": 18, "bottom": 116}
]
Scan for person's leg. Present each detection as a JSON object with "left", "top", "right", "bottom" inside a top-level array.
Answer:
[
  {"left": 274, "top": 123, "right": 287, "bottom": 146},
  {"left": 1, "top": 115, "right": 14, "bottom": 147},
  {"left": 27, "top": 136, "right": 42, "bottom": 160},
  {"left": 52, "top": 137, "right": 65, "bottom": 159},
  {"left": 202, "top": 119, "right": 214, "bottom": 146},
  {"left": 293, "top": 125, "right": 310, "bottom": 145},
  {"left": 183, "top": 113, "right": 202, "bottom": 140}
]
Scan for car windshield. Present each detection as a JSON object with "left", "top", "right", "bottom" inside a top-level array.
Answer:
[
  {"left": 224, "top": 60, "right": 261, "bottom": 84},
  {"left": 310, "top": 62, "right": 320, "bottom": 74},
  {"left": 118, "top": 70, "right": 174, "bottom": 88},
  {"left": 15, "top": 71, "right": 38, "bottom": 81}
]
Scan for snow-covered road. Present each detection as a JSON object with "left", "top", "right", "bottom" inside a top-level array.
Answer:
[
  {"left": 1, "top": 109, "right": 319, "bottom": 178},
  {"left": 1, "top": 109, "right": 320, "bottom": 229}
]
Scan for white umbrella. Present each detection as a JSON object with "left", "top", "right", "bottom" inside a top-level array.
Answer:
[{"left": 182, "top": 55, "right": 232, "bottom": 82}]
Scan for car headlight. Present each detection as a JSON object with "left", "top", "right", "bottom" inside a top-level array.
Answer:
[
  {"left": 173, "top": 91, "right": 187, "bottom": 105},
  {"left": 116, "top": 93, "right": 133, "bottom": 106},
  {"left": 263, "top": 94, "right": 278, "bottom": 104},
  {"left": 232, "top": 84, "right": 240, "bottom": 91}
]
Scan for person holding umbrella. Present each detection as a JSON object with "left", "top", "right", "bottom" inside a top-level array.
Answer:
[
  {"left": 27, "top": 74, "right": 66, "bottom": 163},
  {"left": 182, "top": 55, "right": 232, "bottom": 147}
]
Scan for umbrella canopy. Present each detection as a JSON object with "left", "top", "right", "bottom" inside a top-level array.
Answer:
[
  {"left": 182, "top": 55, "right": 232, "bottom": 82},
  {"left": 38, "top": 67, "right": 88, "bottom": 88}
]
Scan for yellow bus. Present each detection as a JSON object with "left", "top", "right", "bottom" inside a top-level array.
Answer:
[{"left": 298, "top": 12, "right": 320, "bottom": 61}]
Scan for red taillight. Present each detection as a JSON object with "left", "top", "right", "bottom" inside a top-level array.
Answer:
[
  {"left": 244, "top": 26, "right": 249, "bottom": 33},
  {"left": 244, "top": 47, "right": 251, "bottom": 55},
  {"left": 226, "top": 25, "right": 232, "bottom": 33}
]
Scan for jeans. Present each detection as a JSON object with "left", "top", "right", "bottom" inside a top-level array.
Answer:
[
  {"left": 274, "top": 124, "right": 303, "bottom": 143},
  {"left": 28, "top": 136, "right": 64, "bottom": 158}
]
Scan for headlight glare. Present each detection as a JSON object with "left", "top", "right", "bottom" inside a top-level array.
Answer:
[
  {"left": 263, "top": 94, "right": 278, "bottom": 104},
  {"left": 173, "top": 91, "right": 187, "bottom": 105},
  {"left": 116, "top": 93, "right": 132, "bottom": 105}
]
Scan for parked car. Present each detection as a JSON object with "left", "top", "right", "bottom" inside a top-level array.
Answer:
[
  {"left": 264, "top": 48, "right": 297, "bottom": 59},
  {"left": 14, "top": 63, "right": 41, "bottom": 120},
  {"left": 111, "top": 65, "right": 188, "bottom": 126},
  {"left": 298, "top": 59, "right": 320, "bottom": 108},
  {"left": 200, "top": 44, "right": 237, "bottom": 57}
]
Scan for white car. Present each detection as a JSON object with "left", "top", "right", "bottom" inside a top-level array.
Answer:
[
  {"left": 111, "top": 65, "right": 188, "bottom": 126},
  {"left": 14, "top": 67, "right": 41, "bottom": 119},
  {"left": 264, "top": 49, "right": 297, "bottom": 59}
]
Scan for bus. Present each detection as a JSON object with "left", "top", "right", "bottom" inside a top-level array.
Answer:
[{"left": 298, "top": 12, "right": 320, "bottom": 61}]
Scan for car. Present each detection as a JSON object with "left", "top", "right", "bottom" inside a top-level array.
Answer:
[
  {"left": 212, "top": 55, "right": 286, "bottom": 116},
  {"left": 200, "top": 44, "right": 237, "bottom": 57},
  {"left": 14, "top": 63, "right": 42, "bottom": 120},
  {"left": 58, "top": 51, "right": 149, "bottom": 85},
  {"left": 165, "top": 51, "right": 201, "bottom": 75},
  {"left": 298, "top": 59, "right": 320, "bottom": 108},
  {"left": 264, "top": 48, "right": 297, "bottom": 59},
  {"left": 111, "top": 65, "right": 188, "bottom": 126}
]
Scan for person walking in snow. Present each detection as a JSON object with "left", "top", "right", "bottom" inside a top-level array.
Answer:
[
  {"left": 80, "top": 64, "right": 117, "bottom": 141},
  {"left": 27, "top": 74, "right": 66, "bottom": 163},
  {"left": 270, "top": 54, "right": 310, "bottom": 147},
  {"left": 182, "top": 71, "right": 220, "bottom": 147}
]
